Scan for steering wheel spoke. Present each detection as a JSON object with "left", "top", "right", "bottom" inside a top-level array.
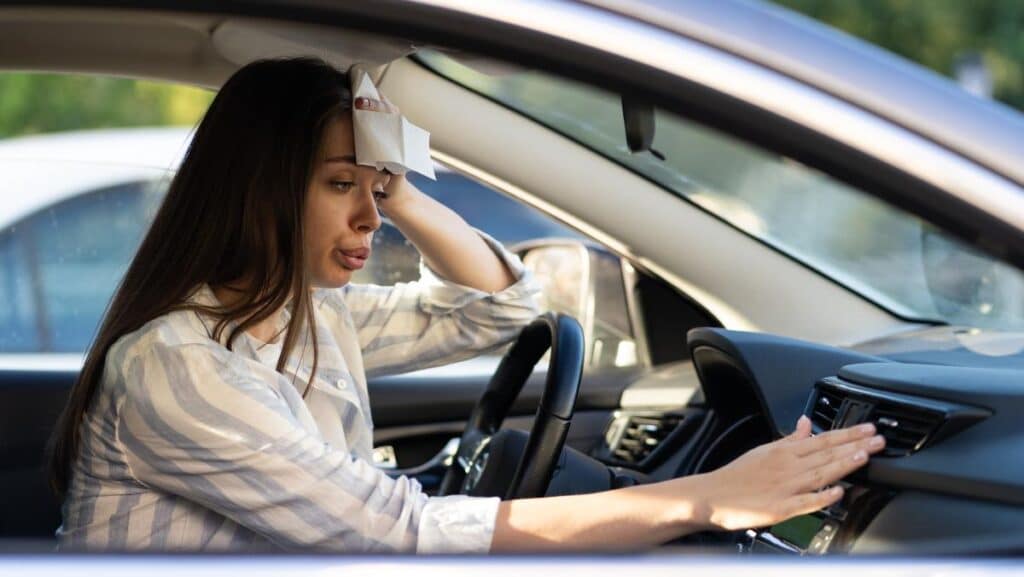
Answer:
[{"left": 455, "top": 432, "right": 491, "bottom": 473}]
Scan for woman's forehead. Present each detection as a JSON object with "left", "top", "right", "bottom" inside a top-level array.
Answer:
[{"left": 320, "top": 114, "right": 355, "bottom": 161}]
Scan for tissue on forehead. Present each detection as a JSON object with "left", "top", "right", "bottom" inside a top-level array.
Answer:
[{"left": 349, "top": 65, "right": 436, "bottom": 180}]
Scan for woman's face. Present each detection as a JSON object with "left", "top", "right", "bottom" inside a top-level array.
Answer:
[{"left": 304, "top": 113, "right": 390, "bottom": 288}]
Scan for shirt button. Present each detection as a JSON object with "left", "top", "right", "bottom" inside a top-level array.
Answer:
[{"left": 336, "top": 377, "right": 347, "bottom": 389}]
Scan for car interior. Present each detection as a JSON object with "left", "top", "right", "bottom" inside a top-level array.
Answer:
[{"left": 1, "top": 5, "right": 1023, "bottom": 556}]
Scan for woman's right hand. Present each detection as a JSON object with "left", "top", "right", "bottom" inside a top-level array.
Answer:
[
  {"left": 491, "top": 416, "right": 885, "bottom": 552},
  {"left": 685, "top": 415, "right": 885, "bottom": 531}
]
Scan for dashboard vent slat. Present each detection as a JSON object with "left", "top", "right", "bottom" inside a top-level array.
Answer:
[
  {"left": 606, "top": 414, "right": 682, "bottom": 465},
  {"left": 810, "top": 388, "right": 844, "bottom": 431},
  {"left": 807, "top": 378, "right": 988, "bottom": 458},
  {"left": 871, "top": 402, "right": 942, "bottom": 456}
]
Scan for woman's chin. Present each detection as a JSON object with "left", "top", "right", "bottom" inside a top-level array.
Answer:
[{"left": 312, "top": 266, "right": 354, "bottom": 289}]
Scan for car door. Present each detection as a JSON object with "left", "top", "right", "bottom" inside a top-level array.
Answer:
[{"left": 0, "top": 179, "right": 167, "bottom": 537}]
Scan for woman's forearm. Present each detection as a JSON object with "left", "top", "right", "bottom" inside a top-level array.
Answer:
[
  {"left": 489, "top": 477, "right": 710, "bottom": 552},
  {"left": 383, "top": 177, "right": 516, "bottom": 293},
  {"left": 489, "top": 418, "right": 886, "bottom": 552}
]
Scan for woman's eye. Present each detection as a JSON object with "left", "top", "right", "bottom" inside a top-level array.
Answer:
[
  {"left": 331, "top": 181, "right": 355, "bottom": 192},
  {"left": 373, "top": 190, "right": 389, "bottom": 202}
]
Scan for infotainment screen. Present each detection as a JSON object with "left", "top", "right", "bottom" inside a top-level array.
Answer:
[{"left": 769, "top": 514, "right": 825, "bottom": 550}]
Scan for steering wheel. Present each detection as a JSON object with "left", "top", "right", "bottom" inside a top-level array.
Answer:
[{"left": 437, "top": 313, "right": 585, "bottom": 499}]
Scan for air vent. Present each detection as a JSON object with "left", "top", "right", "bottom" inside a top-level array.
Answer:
[
  {"left": 872, "top": 401, "right": 941, "bottom": 456},
  {"left": 806, "top": 378, "right": 989, "bottom": 457},
  {"left": 810, "top": 387, "right": 844, "bottom": 431},
  {"left": 607, "top": 414, "right": 682, "bottom": 465}
]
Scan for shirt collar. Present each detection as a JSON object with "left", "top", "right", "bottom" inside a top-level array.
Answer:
[{"left": 186, "top": 283, "right": 294, "bottom": 349}]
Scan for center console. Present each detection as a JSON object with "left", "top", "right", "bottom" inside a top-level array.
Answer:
[{"left": 744, "top": 482, "right": 893, "bottom": 554}]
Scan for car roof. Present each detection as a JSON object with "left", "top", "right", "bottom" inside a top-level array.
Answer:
[{"left": 583, "top": 0, "right": 1024, "bottom": 187}]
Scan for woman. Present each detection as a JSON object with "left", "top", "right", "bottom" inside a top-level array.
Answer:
[{"left": 50, "top": 57, "right": 884, "bottom": 553}]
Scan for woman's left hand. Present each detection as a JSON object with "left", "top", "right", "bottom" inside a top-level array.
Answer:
[{"left": 354, "top": 96, "right": 398, "bottom": 115}]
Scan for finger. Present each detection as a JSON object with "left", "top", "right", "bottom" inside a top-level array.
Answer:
[
  {"left": 354, "top": 97, "right": 385, "bottom": 111},
  {"left": 800, "top": 434, "right": 885, "bottom": 471},
  {"left": 793, "top": 422, "right": 876, "bottom": 456},
  {"left": 800, "top": 441, "right": 879, "bottom": 491},
  {"left": 786, "top": 415, "right": 812, "bottom": 441},
  {"left": 354, "top": 97, "right": 398, "bottom": 114},
  {"left": 781, "top": 486, "right": 844, "bottom": 519},
  {"left": 793, "top": 436, "right": 883, "bottom": 492}
]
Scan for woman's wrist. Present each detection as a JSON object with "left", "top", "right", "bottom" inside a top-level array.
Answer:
[
  {"left": 379, "top": 173, "right": 420, "bottom": 219},
  {"left": 627, "top": 476, "right": 716, "bottom": 538}
]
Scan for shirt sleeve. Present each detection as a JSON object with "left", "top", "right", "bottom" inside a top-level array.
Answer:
[
  {"left": 336, "top": 230, "right": 542, "bottom": 378},
  {"left": 116, "top": 341, "right": 500, "bottom": 554}
]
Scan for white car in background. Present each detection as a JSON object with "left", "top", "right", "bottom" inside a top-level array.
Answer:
[
  {"left": 0, "top": 127, "right": 579, "bottom": 367},
  {"left": 0, "top": 127, "right": 182, "bottom": 365}
]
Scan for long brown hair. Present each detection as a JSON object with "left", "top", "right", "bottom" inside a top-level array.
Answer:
[{"left": 48, "top": 57, "right": 353, "bottom": 496}]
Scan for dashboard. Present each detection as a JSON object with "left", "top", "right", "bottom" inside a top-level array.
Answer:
[{"left": 592, "top": 327, "right": 1024, "bottom": 555}]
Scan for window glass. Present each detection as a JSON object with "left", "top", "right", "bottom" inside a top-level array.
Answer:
[
  {"left": 418, "top": 50, "right": 1024, "bottom": 331},
  {"left": 351, "top": 172, "right": 641, "bottom": 369},
  {"left": 351, "top": 170, "right": 584, "bottom": 286},
  {"left": 0, "top": 181, "right": 165, "bottom": 352},
  {"left": 590, "top": 251, "right": 636, "bottom": 368},
  {"left": 0, "top": 72, "right": 208, "bottom": 355},
  {"left": 0, "top": 72, "right": 640, "bottom": 369},
  {"left": 0, "top": 224, "right": 36, "bottom": 351}
]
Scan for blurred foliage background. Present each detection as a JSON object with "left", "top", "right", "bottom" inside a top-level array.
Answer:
[
  {"left": 772, "top": 0, "right": 1024, "bottom": 110},
  {"left": 0, "top": 75, "right": 213, "bottom": 139}
]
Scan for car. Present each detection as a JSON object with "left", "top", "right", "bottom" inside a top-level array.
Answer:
[{"left": 1, "top": 0, "right": 1023, "bottom": 571}]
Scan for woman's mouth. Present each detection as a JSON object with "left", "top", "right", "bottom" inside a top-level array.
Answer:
[{"left": 336, "top": 246, "right": 370, "bottom": 270}]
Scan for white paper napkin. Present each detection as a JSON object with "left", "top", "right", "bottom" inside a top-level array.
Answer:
[{"left": 350, "top": 64, "right": 436, "bottom": 180}]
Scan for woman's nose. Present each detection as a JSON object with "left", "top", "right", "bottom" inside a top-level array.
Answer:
[{"left": 353, "top": 185, "right": 382, "bottom": 233}]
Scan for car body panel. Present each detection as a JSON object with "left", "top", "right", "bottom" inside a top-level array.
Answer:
[
  {"left": 584, "top": 0, "right": 1024, "bottom": 188},
  {"left": 402, "top": 0, "right": 1024, "bottom": 266}
]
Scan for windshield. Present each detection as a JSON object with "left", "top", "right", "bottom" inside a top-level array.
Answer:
[{"left": 418, "top": 50, "right": 1024, "bottom": 331}]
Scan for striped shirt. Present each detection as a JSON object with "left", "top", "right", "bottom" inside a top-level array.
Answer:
[{"left": 58, "top": 233, "right": 541, "bottom": 553}]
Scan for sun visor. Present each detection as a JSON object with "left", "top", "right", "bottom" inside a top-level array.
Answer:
[
  {"left": 349, "top": 64, "right": 436, "bottom": 179},
  {"left": 211, "top": 19, "right": 416, "bottom": 70}
]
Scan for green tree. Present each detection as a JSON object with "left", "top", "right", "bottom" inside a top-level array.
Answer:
[
  {"left": 772, "top": 0, "right": 1024, "bottom": 111},
  {"left": 0, "top": 73, "right": 213, "bottom": 139}
]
